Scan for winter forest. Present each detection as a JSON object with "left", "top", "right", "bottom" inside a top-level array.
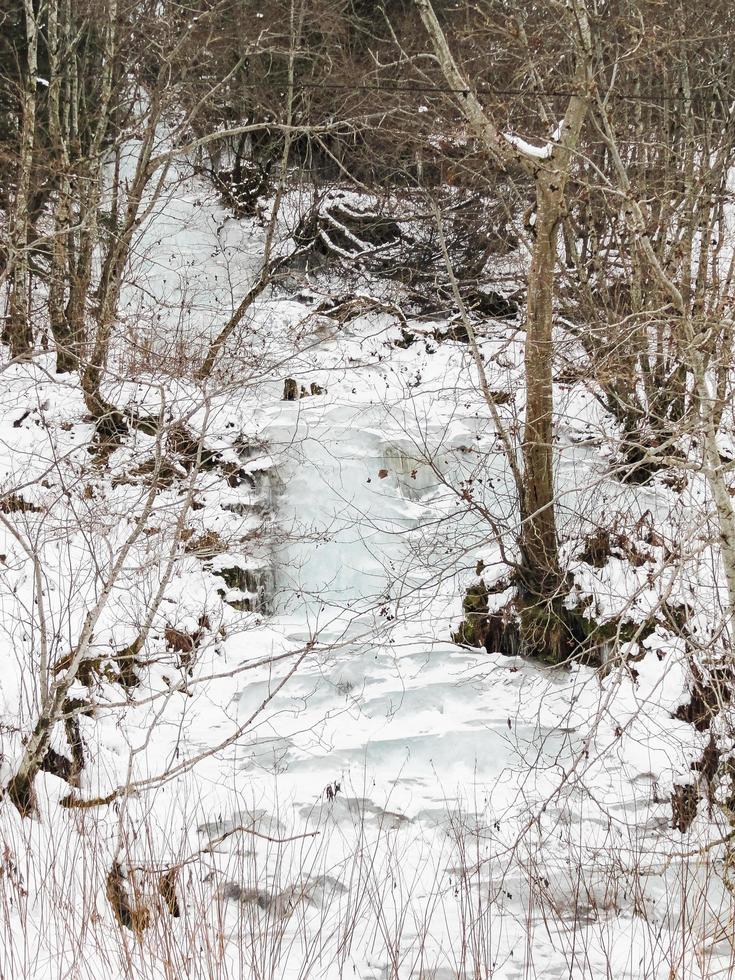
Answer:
[{"left": 1, "top": 0, "right": 735, "bottom": 976}]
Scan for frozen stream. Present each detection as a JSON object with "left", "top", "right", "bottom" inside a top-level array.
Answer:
[{"left": 197, "top": 366, "right": 719, "bottom": 980}]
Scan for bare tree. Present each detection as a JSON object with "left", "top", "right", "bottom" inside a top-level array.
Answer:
[
  {"left": 3, "top": 0, "right": 38, "bottom": 359},
  {"left": 413, "top": 0, "right": 593, "bottom": 661}
]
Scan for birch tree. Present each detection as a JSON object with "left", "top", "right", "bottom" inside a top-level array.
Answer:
[{"left": 4, "top": 0, "right": 39, "bottom": 359}]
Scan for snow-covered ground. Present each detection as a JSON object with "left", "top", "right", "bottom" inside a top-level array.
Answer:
[{"left": 0, "top": 171, "right": 731, "bottom": 979}]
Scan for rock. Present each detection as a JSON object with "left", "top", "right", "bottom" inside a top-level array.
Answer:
[
  {"left": 213, "top": 566, "right": 275, "bottom": 613},
  {"left": 283, "top": 378, "right": 299, "bottom": 401}
]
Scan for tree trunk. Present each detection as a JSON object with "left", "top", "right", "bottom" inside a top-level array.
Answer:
[
  {"left": 65, "top": 202, "right": 98, "bottom": 358},
  {"left": 46, "top": 0, "right": 78, "bottom": 374},
  {"left": 5, "top": 0, "right": 39, "bottom": 359},
  {"left": 64, "top": 0, "right": 117, "bottom": 373},
  {"left": 517, "top": 178, "right": 571, "bottom": 662},
  {"left": 81, "top": 104, "right": 156, "bottom": 420},
  {"left": 48, "top": 185, "right": 78, "bottom": 373}
]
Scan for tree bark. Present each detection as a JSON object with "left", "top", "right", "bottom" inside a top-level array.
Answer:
[
  {"left": 5, "top": 0, "right": 39, "bottom": 359},
  {"left": 517, "top": 178, "right": 567, "bottom": 658},
  {"left": 47, "top": 0, "right": 78, "bottom": 373}
]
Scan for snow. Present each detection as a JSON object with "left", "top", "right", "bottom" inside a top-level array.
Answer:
[
  {"left": 0, "top": 168, "right": 730, "bottom": 979},
  {"left": 503, "top": 131, "right": 554, "bottom": 160},
  {"left": 502, "top": 119, "right": 568, "bottom": 159}
]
